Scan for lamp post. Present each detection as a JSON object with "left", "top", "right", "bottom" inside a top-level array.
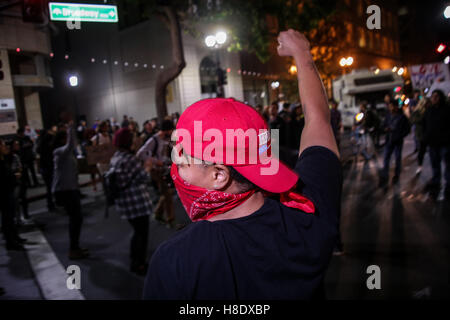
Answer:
[
  {"left": 68, "top": 73, "right": 79, "bottom": 120},
  {"left": 339, "top": 56, "right": 354, "bottom": 75},
  {"left": 205, "top": 31, "right": 227, "bottom": 97}
]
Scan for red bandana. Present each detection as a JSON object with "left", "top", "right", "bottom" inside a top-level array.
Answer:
[
  {"left": 171, "top": 164, "right": 315, "bottom": 222},
  {"left": 171, "top": 164, "right": 256, "bottom": 221}
]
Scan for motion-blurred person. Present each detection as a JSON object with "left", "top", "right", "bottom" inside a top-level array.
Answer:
[
  {"left": 423, "top": 90, "right": 450, "bottom": 197},
  {"left": 107, "top": 128, "right": 153, "bottom": 276},
  {"left": 136, "top": 120, "right": 175, "bottom": 226},
  {"left": 0, "top": 139, "right": 27, "bottom": 251},
  {"left": 24, "top": 124, "right": 38, "bottom": 143},
  {"left": 128, "top": 120, "right": 142, "bottom": 153},
  {"left": 140, "top": 120, "right": 154, "bottom": 144},
  {"left": 15, "top": 127, "right": 39, "bottom": 187},
  {"left": 380, "top": 100, "right": 410, "bottom": 185},
  {"left": 76, "top": 120, "right": 87, "bottom": 143},
  {"left": 52, "top": 121, "right": 89, "bottom": 259},
  {"left": 36, "top": 126, "right": 57, "bottom": 211},
  {"left": 268, "top": 102, "right": 286, "bottom": 147},
  {"left": 352, "top": 103, "right": 373, "bottom": 161},
  {"left": 84, "top": 128, "right": 100, "bottom": 191},
  {"left": 254, "top": 104, "right": 263, "bottom": 117},
  {"left": 410, "top": 98, "right": 429, "bottom": 175},
  {"left": 92, "top": 118, "right": 100, "bottom": 130},
  {"left": 330, "top": 100, "right": 342, "bottom": 148},
  {"left": 91, "top": 121, "right": 113, "bottom": 175},
  {"left": 121, "top": 115, "right": 130, "bottom": 128},
  {"left": 408, "top": 90, "right": 422, "bottom": 153},
  {"left": 289, "top": 105, "right": 305, "bottom": 150},
  {"left": 9, "top": 140, "right": 30, "bottom": 224}
]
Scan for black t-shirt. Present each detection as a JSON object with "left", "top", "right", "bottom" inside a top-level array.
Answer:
[{"left": 143, "top": 146, "right": 342, "bottom": 300}]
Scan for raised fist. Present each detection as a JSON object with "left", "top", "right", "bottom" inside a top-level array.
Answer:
[{"left": 277, "top": 29, "right": 311, "bottom": 57}]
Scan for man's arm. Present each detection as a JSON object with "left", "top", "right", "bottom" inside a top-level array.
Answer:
[{"left": 277, "top": 30, "right": 339, "bottom": 158}]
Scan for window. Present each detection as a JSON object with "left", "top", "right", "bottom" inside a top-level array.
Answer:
[{"left": 359, "top": 27, "right": 366, "bottom": 48}]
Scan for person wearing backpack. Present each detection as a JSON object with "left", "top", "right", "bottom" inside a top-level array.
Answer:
[{"left": 108, "top": 128, "right": 153, "bottom": 276}]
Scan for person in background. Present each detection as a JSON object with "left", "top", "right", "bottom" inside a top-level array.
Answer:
[
  {"left": 268, "top": 102, "right": 287, "bottom": 147},
  {"left": 92, "top": 118, "right": 100, "bottom": 131},
  {"left": 108, "top": 128, "right": 153, "bottom": 276},
  {"left": 330, "top": 100, "right": 342, "bottom": 148},
  {"left": 172, "top": 112, "right": 180, "bottom": 127},
  {"left": 0, "top": 139, "right": 27, "bottom": 251},
  {"left": 380, "top": 100, "right": 410, "bottom": 185},
  {"left": 91, "top": 121, "right": 113, "bottom": 176},
  {"left": 24, "top": 124, "right": 38, "bottom": 143},
  {"left": 128, "top": 120, "right": 142, "bottom": 154},
  {"left": 37, "top": 126, "right": 57, "bottom": 212},
  {"left": 278, "top": 102, "right": 291, "bottom": 119},
  {"left": 77, "top": 120, "right": 87, "bottom": 144},
  {"left": 121, "top": 115, "right": 130, "bottom": 128},
  {"left": 52, "top": 121, "right": 89, "bottom": 260},
  {"left": 352, "top": 103, "right": 373, "bottom": 162},
  {"left": 150, "top": 118, "right": 159, "bottom": 134},
  {"left": 7, "top": 140, "right": 25, "bottom": 226},
  {"left": 140, "top": 120, "right": 154, "bottom": 144},
  {"left": 408, "top": 90, "right": 421, "bottom": 153},
  {"left": 410, "top": 98, "right": 429, "bottom": 175},
  {"left": 136, "top": 120, "right": 175, "bottom": 227},
  {"left": 423, "top": 90, "right": 450, "bottom": 198},
  {"left": 254, "top": 104, "right": 264, "bottom": 117},
  {"left": 15, "top": 127, "right": 39, "bottom": 188},
  {"left": 8, "top": 139, "right": 31, "bottom": 224},
  {"left": 84, "top": 128, "right": 100, "bottom": 192},
  {"left": 289, "top": 105, "right": 305, "bottom": 150}
]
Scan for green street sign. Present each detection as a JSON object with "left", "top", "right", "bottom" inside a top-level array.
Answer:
[{"left": 48, "top": 2, "right": 118, "bottom": 23}]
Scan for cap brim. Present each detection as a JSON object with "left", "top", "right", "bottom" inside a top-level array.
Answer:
[{"left": 232, "top": 158, "right": 298, "bottom": 193}]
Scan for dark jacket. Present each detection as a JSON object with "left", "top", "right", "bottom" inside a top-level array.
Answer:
[
  {"left": 423, "top": 102, "right": 450, "bottom": 147},
  {"left": 37, "top": 131, "right": 56, "bottom": 171},
  {"left": 383, "top": 112, "right": 410, "bottom": 145},
  {"left": 0, "top": 158, "right": 16, "bottom": 196}
]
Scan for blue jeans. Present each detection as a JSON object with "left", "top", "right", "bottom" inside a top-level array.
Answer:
[
  {"left": 383, "top": 141, "right": 403, "bottom": 178},
  {"left": 428, "top": 145, "right": 450, "bottom": 188}
]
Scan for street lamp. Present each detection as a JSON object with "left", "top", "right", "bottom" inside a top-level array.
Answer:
[
  {"left": 339, "top": 56, "right": 354, "bottom": 74},
  {"left": 444, "top": 6, "right": 450, "bottom": 18},
  {"left": 205, "top": 35, "right": 217, "bottom": 48},
  {"left": 204, "top": 31, "right": 228, "bottom": 97},
  {"left": 69, "top": 75, "right": 78, "bottom": 87}
]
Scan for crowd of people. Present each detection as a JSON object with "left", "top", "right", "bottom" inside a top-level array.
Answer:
[
  {"left": 0, "top": 112, "right": 179, "bottom": 277},
  {"left": 348, "top": 89, "right": 450, "bottom": 198}
]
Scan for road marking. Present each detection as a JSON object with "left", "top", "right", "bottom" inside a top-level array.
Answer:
[{"left": 23, "top": 230, "right": 85, "bottom": 300}]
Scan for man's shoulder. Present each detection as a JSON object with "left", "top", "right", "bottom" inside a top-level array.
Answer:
[
  {"left": 161, "top": 221, "right": 215, "bottom": 249},
  {"left": 152, "top": 221, "right": 215, "bottom": 265}
]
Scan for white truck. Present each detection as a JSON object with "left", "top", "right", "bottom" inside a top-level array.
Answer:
[{"left": 332, "top": 69, "right": 404, "bottom": 128}]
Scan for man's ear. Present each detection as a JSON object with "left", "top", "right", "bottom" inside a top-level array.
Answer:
[{"left": 211, "top": 164, "right": 230, "bottom": 190}]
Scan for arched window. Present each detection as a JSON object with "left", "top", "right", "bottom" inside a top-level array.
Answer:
[{"left": 199, "top": 56, "right": 218, "bottom": 98}]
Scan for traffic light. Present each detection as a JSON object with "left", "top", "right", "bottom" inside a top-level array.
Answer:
[
  {"left": 217, "top": 68, "right": 227, "bottom": 86},
  {"left": 0, "top": 59, "right": 4, "bottom": 81},
  {"left": 436, "top": 43, "right": 446, "bottom": 54},
  {"left": 22, "top": 0, "right": 46, "bottom": 23}
]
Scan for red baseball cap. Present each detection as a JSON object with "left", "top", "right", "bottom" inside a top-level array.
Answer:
[{"left": 175, "top": 98, "right": 298, "bottom": 193}]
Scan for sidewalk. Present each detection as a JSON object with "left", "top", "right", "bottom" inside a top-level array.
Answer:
[{"left": 2, "top": 177, "right": 190, "bottom": 300}]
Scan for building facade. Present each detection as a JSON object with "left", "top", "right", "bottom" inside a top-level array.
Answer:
[
  {"left": 42, "top": 12, "right": 244, "bottom": 128},
  {"left": 0, "top": 2, "right": 53, "bottom": 135}
]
